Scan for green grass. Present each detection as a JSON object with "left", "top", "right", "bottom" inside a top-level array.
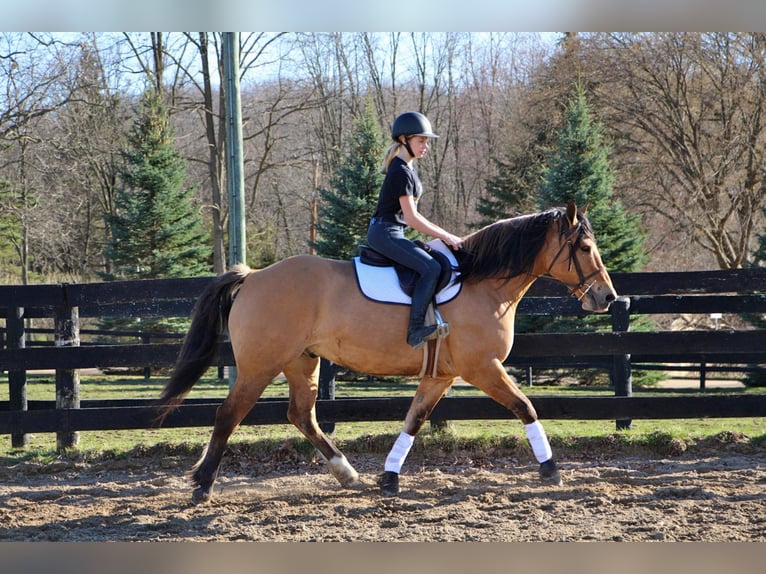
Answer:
[{"left": 2, "top": 370, "right": 765, "bottom": 464}]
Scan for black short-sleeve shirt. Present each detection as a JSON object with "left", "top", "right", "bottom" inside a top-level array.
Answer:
[{"left": 373, "top": 156, "right": 423, "bottom": 226}]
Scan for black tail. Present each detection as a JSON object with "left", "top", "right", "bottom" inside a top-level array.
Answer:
[{"left": 155, "top": 264, "right": 252, "bottom": 423}]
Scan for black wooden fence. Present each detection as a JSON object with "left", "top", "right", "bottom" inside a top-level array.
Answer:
[{"left": 2, "top": 268, "right": 766, "bottom": 450}]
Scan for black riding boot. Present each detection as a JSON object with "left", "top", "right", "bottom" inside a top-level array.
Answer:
[{"left": 406, "top": 274, "right": 440, "bottom": 349}]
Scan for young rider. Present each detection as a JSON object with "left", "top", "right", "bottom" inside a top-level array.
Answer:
[{"left": 366, "top": 111, "right": 463, "bottom": 349}]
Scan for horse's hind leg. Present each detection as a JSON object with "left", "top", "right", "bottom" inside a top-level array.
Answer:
[
  {"left": 283, "top": 354, "right": 362, "bottom": 489},
  {"left": 190, "top": 371, "right": 274, "bottom": 504}
]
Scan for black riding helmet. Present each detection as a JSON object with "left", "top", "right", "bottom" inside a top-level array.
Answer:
[
  {"left": 392, "top": 111, "right": 439, "bottom": 140},
  {"left": 391, "top": 112, "right": 439, "bottom": 158}
]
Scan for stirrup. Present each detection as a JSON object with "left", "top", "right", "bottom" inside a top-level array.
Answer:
[{"left": 433, "top": 308, "right": 450, "bottom": 338}]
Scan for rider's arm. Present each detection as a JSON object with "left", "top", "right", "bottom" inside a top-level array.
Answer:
[{"left": 399, "top": 195, "right": 463, "bottom": 250}]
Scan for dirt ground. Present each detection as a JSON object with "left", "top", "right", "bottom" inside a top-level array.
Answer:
[{"left": 1, "top": 440, "right": 764, "bottom": 542}]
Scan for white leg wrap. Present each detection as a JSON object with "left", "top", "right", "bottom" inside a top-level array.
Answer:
[
  {"left": 384, "top": 432, "right": 415, "bottom": 473},
  {"left": 524, "top": 420, "right": 553, "bottom": 463}
]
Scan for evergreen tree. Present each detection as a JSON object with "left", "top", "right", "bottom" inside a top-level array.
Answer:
[
  {"left": 101, "top": 89, "right": 210, "bottom": 340},
  {"left": 539, "top": 84, "right": 647, "bottom": 273},
  {"left": 477, "top": 150, "right": 542, "bottom": 227},
  {"left": 478, "top": 119, "right": 555, "bottom": 229},
  {"left": 0, "top": 178, "right": 22, "bottom": 280},
  {"left": 311, "top": 101, "right": 384, "bottom": 259},
  {"left": 530, "top": 84, "right": 653, "bottom": 384},
  {"left": 102, "top": 90, "right": 209, "bottom": 281}
]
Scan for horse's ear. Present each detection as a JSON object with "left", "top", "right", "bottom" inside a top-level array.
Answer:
[
  {"left": 580, "top": 202, "right": 590, "bottom": 216},
  {"left": 566, "top": 200, "right": 578, "bottom": 227}
]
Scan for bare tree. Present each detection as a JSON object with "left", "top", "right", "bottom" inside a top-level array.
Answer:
[
  {"left": 588, "top": 32, "right": 766, "bottom": 269},
  {"left": 296, "top": 32, "right": 356, "bottom": 177},
  {"left": 454, "top": 33, "right": 550, "bottom": 224},
  {"left": 359, "top": 32, "right": 401, "bottom": 122},
  {"left": 0, "top": 33, "right": 78, "bottom": 282},
  {"left": 127, "top": 32, "right": 303, "bottom": 270},
  {"left": 157, "top": 32, "right": 230, "bottom": 274}
]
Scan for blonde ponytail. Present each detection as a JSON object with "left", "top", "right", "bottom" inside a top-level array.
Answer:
[{"left": 380, "top": 142, "right": 402, "bottom": 175}]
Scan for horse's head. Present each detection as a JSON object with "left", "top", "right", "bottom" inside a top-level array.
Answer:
[{"left": 542, "top": 201, "right": 617, "bottom": 312}]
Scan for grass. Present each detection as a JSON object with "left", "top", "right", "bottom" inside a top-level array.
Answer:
[{"left": 2, "top": 369, "right": 765, "bottom": 465}]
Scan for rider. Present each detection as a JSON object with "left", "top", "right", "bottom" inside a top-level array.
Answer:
[{"left": 367, "top": 111, "right": 463, "bottom": 349}]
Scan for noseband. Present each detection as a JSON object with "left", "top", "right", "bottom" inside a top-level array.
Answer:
[{"left": 544, "top": 223, "right": 603, "bottom": 301}]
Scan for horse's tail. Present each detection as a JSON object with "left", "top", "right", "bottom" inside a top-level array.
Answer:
[{"left": 155, "top": 263, "right": 252, "bottom": 424}]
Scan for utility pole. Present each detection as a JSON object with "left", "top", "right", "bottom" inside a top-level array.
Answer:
[
  {"left": 309, "top": 155, "right": 320, "bottom": 255},
  {"left": 223, "top": 32, "right": 245, "bottom": 387},
  {"left": 224, "top": 32, "right": 246, "bottom": 268}
]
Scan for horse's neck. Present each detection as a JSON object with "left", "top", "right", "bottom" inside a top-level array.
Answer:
[{"left": 489, "top": 274, "right": 537, "bottom": 309}]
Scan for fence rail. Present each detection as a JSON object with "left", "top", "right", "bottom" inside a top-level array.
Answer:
[
  {"left": 3, "top": 394, "right": 766, "bottom": 436},
  {"left": 2, "top": 268, "right": 766, "bottom": 448}
]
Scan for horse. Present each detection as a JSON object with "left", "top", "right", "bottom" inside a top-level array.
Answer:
[{"left": 156, "top": 201, "right": 617, "bottom": 503}]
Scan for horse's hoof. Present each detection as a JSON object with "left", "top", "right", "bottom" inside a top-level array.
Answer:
[
  {"left": 337, "top": 473, "right": 365, "bottom": 490},
  {"left": 191, "top": 487, "right": 212, "bottom": 505},
  {"left": 327, "top": 455, "right": 361, "bottom": 489},
  {"left": 338, "top": 473, "right": 363, "bottom": 489},
  {"left": 377, "top": 471, "right": 400, "bottom": 496},
  {"left": 539, "top": 459, "right": 563, "bottom": 486},
  {"left": 343, "top": 478, "right": 366, "bottom": 490}
]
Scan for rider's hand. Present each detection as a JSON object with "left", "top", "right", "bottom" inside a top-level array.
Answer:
[{"left": 443, "top": 233, "right": 463, "bottom": 250}]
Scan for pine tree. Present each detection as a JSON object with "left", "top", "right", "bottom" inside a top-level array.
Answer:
[
  {"left": 311, "top": 101, "right": 384, "bottom": 259},
  {"left": 0, "top": 179, "right": 22, "bottom": 280},
  {"left": 477, "top": 151, "right": 541, "bottom": 227},
  {"left": 532, "top": 84, "right": 652, "bottom": 384},
  {"left": 539, "top": 84, "right": 646, "bottom": 273},
  {"left": 101, "top": 90, "right": 210, "bottom": 340},
  {"left": 102, "top": 90, "right": 209, "bottom": 281},
  {"left": 478, "top": 121, "right": 554, "bottom": 229}
]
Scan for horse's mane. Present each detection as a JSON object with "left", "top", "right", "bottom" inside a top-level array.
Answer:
[{"left": 456, "top": 207, "right": 591, "bottom": 284}]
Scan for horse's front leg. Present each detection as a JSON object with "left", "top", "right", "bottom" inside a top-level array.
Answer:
[
  {"left": 378, "top": 376, "right": 455, "bottom": 496},
  {"left": 465, "top": 358, "right": 562, "bottom": 486}
]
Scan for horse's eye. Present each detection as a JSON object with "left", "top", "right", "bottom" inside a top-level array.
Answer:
[{"left": 581, "top": 245, "right": 591, "bottom": 254}]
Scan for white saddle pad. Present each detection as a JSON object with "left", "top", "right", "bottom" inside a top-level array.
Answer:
[{"left": 352, "top": 239, "right": 462, "bottom": 305}]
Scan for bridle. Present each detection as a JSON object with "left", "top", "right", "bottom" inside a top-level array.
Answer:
[{"left": 544, "top": 222, "right": 604, "bottom": 301}]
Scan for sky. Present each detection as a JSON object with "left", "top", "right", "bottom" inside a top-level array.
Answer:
[{"left": 5, "top": 0, "right": 766, "bottom": 32}]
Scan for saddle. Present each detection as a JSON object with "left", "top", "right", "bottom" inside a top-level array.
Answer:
[
  {"left": 354, "top": 240, "right": 457, "bottom": 376},
  {"left": 358, "top": 240, "right": 454, "bottom": 297}
]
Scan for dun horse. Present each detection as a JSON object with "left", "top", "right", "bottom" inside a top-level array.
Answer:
[{"left": 157, "top": 201, "right": 617, "bottom": 503}]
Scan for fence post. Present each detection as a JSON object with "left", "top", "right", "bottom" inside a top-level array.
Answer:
[
  {"left": 7, "top": 307, "right": 29, "bottom": 448},
  {"left": 318, "top": 358, "right": 336, "bottom": 434},
  {"left": 55, "top": 301, "right": 80, "bottom": 450},
  {"left": 141, "top": 333, "right": 151, "bottom": 380},
  {"left": 611, "top": 296, "right": 632, "bottom": 430}
]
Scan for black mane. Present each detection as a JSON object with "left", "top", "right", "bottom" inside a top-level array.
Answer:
[{"left": 456, "top": 207, "right": 591, "bottom": 284}]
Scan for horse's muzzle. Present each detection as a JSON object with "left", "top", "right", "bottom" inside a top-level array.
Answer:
[{"left": 580, "top": 284, "right": 617, "bottom": 313}]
